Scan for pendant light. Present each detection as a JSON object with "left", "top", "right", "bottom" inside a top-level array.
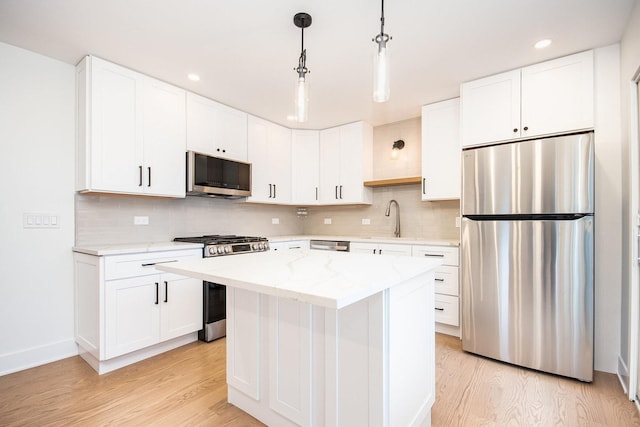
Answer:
[
  {"left": 372, "top": 0, "right": 391, "bottom": 102},
  {"left": 294, "top": 13, "right": 312, "bottom": 123}
]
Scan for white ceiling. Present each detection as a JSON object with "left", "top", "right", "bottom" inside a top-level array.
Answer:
[{"left": 0, "top": 0, "right": 636, "bottom": 129}]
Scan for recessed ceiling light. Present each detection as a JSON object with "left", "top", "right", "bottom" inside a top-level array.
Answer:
[
  {"left": 534, "top": 39, "right": 552, "bottom": 49},
  {"left": 187, "top": 73, "right": 200, "bottom": 82}
]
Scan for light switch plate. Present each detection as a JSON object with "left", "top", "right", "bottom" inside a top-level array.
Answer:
[
  {"left": 23, "top": 212, "right": 59, "bottom": 229},
  {"left": 272, "top": 218, "right": 280, "bottom": 224},
  {"left": 324, "top": 218, "right": 332, "bottom": 225},
  {"left": 362, "top": 218, "right": 371, "bottom": 225}
]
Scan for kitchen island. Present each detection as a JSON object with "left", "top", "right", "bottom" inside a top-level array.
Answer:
[{"left": 157, "top": 249, "right": 442, "bottom": 427}]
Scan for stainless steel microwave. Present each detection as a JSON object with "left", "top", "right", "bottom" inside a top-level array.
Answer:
[{"left": 186, "top": 151, "right": 251, "bottom": 198}]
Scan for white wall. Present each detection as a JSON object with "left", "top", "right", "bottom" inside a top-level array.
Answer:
[
  {"left": 619, "top": 0, "right": 640, "bottom": 387},
  {"left": 594, "top": 45, "right": 623, "bottom": 373},
  {"left": 0, "top": 42, "right": 76, "bottom": 375}
]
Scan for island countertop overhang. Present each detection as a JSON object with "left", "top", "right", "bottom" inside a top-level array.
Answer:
[{"left": 155, "top": 249, "right": 443, "bottom": 309}]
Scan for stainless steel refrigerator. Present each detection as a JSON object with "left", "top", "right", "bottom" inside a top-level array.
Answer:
[{"left": 460, "top": 132, "right": 594, "bottom": 382}]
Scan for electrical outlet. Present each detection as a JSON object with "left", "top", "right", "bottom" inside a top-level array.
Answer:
[
  {"left": 134, "top": 216, "right": 149, "bottom": 225},
  {"left": 455, "top": 216, "right": 461, "bottom": 228},
  {"left": 272, "top": 218, "right": 280, "bottom": 224},
  {"left": 362, "top": 218, "right": 371, "bottom": 225},
  {"left": 324, "top": 218, "right": 332, "bottom": 225}
]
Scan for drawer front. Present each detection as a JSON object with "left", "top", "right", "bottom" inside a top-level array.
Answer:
[
  {"left": 434, "top": 266, "right": 459, "bottom": 296},
  {"left": 105, "top": 249, "right": 202, "bottom": 280},
  {"left": 434, "top": 294, "right": 459, "bottom": 326},
  {"left": 412, "top": 245, "right": 459, "bottom": 266}
]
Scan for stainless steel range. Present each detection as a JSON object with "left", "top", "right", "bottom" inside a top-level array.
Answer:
[{"left": 173, "top": 234, "right": 269, "bottom": 342}]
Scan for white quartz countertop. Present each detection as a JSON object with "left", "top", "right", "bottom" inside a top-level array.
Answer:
[
  {"left": 72, "top": 241, "right": 203, "bottom": 256},
  {"left": 156, "top": 249, "right": 442, "bottom": 309},
  {"left": 268, "top": 235, "right": 460, "bottom": 247}
]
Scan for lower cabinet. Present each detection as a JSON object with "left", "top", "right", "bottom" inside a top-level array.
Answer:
[
  {"left": 74, "top": 247, "right": 203, "bottom": 373},
  {"left": 349, "top": 242, "right": 412, "bottom": 256},
  {"left": 412, "top": 244, "right": 460, "bottom": 337}
]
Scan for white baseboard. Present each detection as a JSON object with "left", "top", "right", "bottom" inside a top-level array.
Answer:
[
  {"left": 78, "top": 333, "right": 198, "bottom": 375},
  {"left": 0, "top": 339, "right": 78, "bottom": 376}
]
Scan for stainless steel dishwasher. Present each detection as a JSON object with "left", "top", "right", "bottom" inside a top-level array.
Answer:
[{"left": 309, "top": 239, "right": 350, "bottom": 252}]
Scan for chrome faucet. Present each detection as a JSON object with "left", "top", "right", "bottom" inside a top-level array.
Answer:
[{"left": 385, "top": 199, "right": 401, "bottom": 238}]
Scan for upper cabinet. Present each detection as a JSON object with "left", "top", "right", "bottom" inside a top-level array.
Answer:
[
  {"left": 76, "top": 56, "right": 186, "bottom": 197},
  {"left": 291, "top": 130, "right": 320, "bottom": 205},
  {"left": 461, "top": 50, "right": 594, "bottom": 147},
  {"left": 421, "top": 98, "right": 460, "bottom": 201},
  {"left": 246, "top": 115, "right": 292, "bottom": 204},
  {"left": 319, "top": 121, "right": 373, "bottom": 205},
  {"left": 186, "top": 92, "right": 248, "bottom": 161}
]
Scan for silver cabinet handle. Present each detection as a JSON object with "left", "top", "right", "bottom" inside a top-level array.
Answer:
[
  {"left": 273, "top": 184, "right": 277, "bottom": 199},
  {"left": 339, "top": 185, "right": 343, "bottom": 199},
  {"left": 423, "top": 253, "right": 445, "bottom": 258},
  {"left": 141, "top": 260, "right": 178, "bottom": 267},
  {"left": 422, "top": 178, "right": 426, "bottom": 195}
]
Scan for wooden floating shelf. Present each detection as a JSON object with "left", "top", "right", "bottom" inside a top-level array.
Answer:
[{"left": 363, "top": 177, "right": 422, "bottom": 187}]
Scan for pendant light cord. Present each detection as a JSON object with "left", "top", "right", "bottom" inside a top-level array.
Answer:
[{"left": 380, "top": 0, "right": 385, "bottom": 36}]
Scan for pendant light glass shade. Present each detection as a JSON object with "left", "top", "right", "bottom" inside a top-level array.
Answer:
[
  {"left": 295, "top": 75, "right": 309, "bottom": 122},
  {"left": 372, "top": 0, "right": 391, "bottom": 103},
  {"left": 373, "top": 37, "right": 390, "bottom": 102}
]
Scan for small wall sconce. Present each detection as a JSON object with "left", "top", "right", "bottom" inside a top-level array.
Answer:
[{"left": 391, "top": 139, "right": 405, "bottom": 159}]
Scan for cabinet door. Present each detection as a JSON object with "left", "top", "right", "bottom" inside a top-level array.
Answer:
[
  {"left": 216, "top": 102, "right": 248, "bottom": 161},
  {"left": 268, "top": 122, "right": 292, "bottom": 203},
  {"left": 105, "top": 276, "right": 160, "bottom": 359},
  {"left": 143, "top": 78, "right": 186, "bottom": 197},
  {"left": 461, "top": 69, "right": 520, "bottom": 147},
  {"left": 247, "top": 116, "right": 271, "bottom": 202},
  {"left": 89, "top": 57, "right": 144, "bottom": 194},
  {"left": 291, "top": 130, "right": 320, "bottom": 205},
  {"left": 318, "top": 128, "right": 341, "bottom": 203},
  {"left": 521, "top": 50, "right": 594, "bottom": 138},
  {"left": 336, "top": 122, "right": 366, "bottom": 203},
  {"left": 349, "top": 242, "right": 378, "bottom": 254},
  {"left": 186, "top": 92, "right": 218, "bottom": 156},
  {"left": 377, "top": 243, "right": 412, "bottom": 256},
  {"left": 247, "top": 116, "right": 291, "bottom": 203},
  {"left": 160, "top": 274, "right": 203, "bottom": 341},
  {"left": 422, "top": 99, "right": 461, "bottom": 200}
]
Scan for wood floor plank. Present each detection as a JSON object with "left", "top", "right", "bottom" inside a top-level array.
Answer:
[{"left": 1, "top": 334, "right": 639, "bottom": 426}]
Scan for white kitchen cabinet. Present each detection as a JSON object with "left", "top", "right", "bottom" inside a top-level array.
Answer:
[
  {"left": 350, "top": 241, "right": 412, "bottom": 256},
  {"left": 421, "top": 98, "right": 461, "bottom": 200},
  {"left": 186, "top": 92, "right": 248, "bottom": 161},
  {"left": 319, "top": 121, "right": 373, "bottom": 205},
  {"left": 413, "top": 244, "right": 460, "bottom": 337},
  {"left": 246, "top": 115, "right": 292, "bottom": 204},
  {"left": 291, "top": 130, "right": 320, "bottom": 205},
  {"left": 76, "top": 55, "right": 186, "bottom": 197},
  {"left": 269, "top": 240, "right": 310, "bottom": 251},
  {"left": 461, "top": 50, "right": 594, "bottom": 147},
  {"left": 74, "top": 247, "right": 202, "bottom": 374}
]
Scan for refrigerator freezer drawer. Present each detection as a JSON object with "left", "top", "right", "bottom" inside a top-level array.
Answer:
[
  {"left": 435, "top": 294, "right": 459, "bottom": 326},
  {"left": 461, "top": 132, "right": 594, "bottom": 216},
  {"left": 460, "top": 216, "right": 594, "bottom": 381}
]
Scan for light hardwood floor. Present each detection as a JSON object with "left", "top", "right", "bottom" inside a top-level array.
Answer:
[{"left": 1, "top": 334, "right": 639, "bottom": 426}]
